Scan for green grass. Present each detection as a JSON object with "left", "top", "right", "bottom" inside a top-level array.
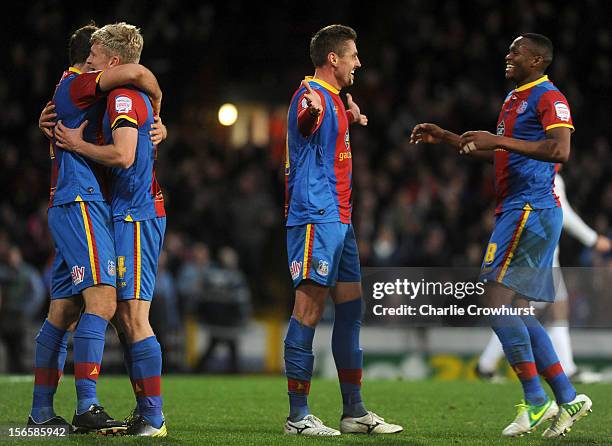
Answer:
[{"left": 0, "top": 375, "right": 609, "bottom": 445}]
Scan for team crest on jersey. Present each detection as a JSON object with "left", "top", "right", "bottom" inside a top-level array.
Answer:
[
  {"left": 115, "top": 96, "right": 132, "bottom": 113},
  {"left": 496, "top": 120, "right": 505, "bottom": 136},
  {"left": 108, "top": 260, "right": 116, "bottom": 276},
  {"left": 301, "top": 98, "right": 309, "bottom": 109},
  {"left": 554, "top": 101, "right": 571, "bottom": 122},
  {"left": 516, "top": 100, "right": 528, "bottom": 114},
  {"left": 316, "top": 259, "right": 329, "bottom": 277},
  {"left": 290, "top": 260, "right": 302, "bottom": 280},
  {"left": 71, "top": 265, "right": 85, "bottom": 285}
]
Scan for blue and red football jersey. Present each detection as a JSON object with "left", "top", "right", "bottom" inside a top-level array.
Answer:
[
  {"left": 50, "top": 67, "right": 107, "bottom": 207},
  {"left": 285, "top": 77, "right": 353, "bottom": 226},
  {"left": 494, "top": 75, "right": 574, "bottom": 214},
  {"left": 102, "top": 87, "right": 165, "bottom": 222}
]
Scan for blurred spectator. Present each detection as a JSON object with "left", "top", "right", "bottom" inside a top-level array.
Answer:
[
  {"left": 151, "top": 250, "right": 181, "bottom": 370},
  {"left": 195, "top": 247, "right": 252, "bottom": 373},
  {"left": 0, "top": 244, "right": 46, "bottom": 373}
]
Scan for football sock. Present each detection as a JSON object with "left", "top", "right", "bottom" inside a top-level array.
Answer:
[
  {"left": 547, "top": 324, "right": 577, "bottom": 376},
  {"left": 478, "top": 331, "right": 504, "bottom": 374},
  {"left": 31, "top": 320, "right": 69, "bottom": 423},
  {"left": 332, "top": 298, "right": 367, "bottom": 418},
  {"left": 129, "top": 336, "right": 164, "bottom": 429},
  {"left": 118, "top": 331, "right": 139, "bottom": 413},
  {"left": 490, "top": 314, "right": 548, "bottom": 406},
  {"left": 284, "top": 317, "right": 315, "bottom": 422},
  {"left": 522, "top": 315, "right": 576, "bottom": 404},
  {"left": 73, "top": 313, "right": 107, "bottom": 414}
]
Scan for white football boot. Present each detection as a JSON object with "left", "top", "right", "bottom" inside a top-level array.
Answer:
[
  {"left": 340, "top": 411, "right": 403, "bottom": 434},
  {"left": 502, "top": 399, "right": 558, "bottom": 437},
  {"left": 284, "top": 414, "right": 341, "bottom": 436},
  {"left": 542, "top": 394, "right": 592, "bottom": 438}
]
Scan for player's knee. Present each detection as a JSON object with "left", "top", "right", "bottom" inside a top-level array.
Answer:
[
  {"left": 47, "top": 300, "right": 82, "bottom": 330},
  {"left": 292, "top": 304, "right": 324, "bottom": 327},
  {"left": 85, "top": 298, "right": 116, "bottom": 321}
]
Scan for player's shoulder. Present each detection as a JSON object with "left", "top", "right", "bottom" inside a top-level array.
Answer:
[{"left": 108, "top": 86, "right": 140, "bottom": 99}]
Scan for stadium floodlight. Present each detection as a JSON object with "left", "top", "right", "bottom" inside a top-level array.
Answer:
[{"left": 218, "top": 103, "right": 238, "bottom": 126}]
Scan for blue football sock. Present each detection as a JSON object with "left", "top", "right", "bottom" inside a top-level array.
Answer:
[
  {"left": 31, "top": 320, "right": 69, "bottom": 423},
  {"left": 118, "top": 331, "right": 138, "bottom": 409},
  {"left": 284, "top": 317, "right": 315, "bottom": 422},
  {"left": 332, "top": 298, "right": 367, "bottom": 418},
  {"left": 129, "top": 336, "right": 163, "bottom": 429},
  {"left": 73, "top": 313, "right": 107, "bottom": 414},
  {"left": 522, "top": 315, "right": 576, "bottom": 404},
  {"left": 491, "top": 314, "right": 548, "bottom": 406}
]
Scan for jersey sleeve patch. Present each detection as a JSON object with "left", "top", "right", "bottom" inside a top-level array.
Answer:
[
  {"left": 537, "top": 90, "right": 574, "bottom": 132},
  {"left": 553, "top": 101, "right": 571, "bottom": 122},
  {"left": 115, "top": 96, "right": 133, "bottom": 114}
]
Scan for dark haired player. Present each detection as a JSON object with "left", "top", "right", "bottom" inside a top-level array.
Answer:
[
  {"left": 411, "top": 33, "right": 592, "bottom": 438},
  {"left": 283, "top": 24, "right": 402, "bottom": 436}
]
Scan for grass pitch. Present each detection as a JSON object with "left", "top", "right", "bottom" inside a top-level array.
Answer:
[{"left": 0, "top": 375, "right": 609, "bottom": 445}]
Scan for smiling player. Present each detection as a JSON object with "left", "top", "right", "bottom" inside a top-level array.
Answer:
[{"left": 411, "top": 33, "right": 592, "bottom": 438}]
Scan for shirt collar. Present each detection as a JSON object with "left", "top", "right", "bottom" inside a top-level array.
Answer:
[
  {"left": 68, "top": 67, "right": 82, "bottom": 75},
  {"left": 515, "top": 75, "right": 548, "bottom": 93},
  {"left": 304, "top": 76, "right": 339, "bottom": 95}
]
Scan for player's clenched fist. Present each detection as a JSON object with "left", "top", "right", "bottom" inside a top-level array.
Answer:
[{"left": 301, "top": 80, "right": 323, "bottom": 117}]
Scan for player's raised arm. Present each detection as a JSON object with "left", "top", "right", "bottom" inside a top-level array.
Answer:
[
  {"left": 297, "top": 80, "right": 325, "bottom": 137},
  {"left": 346, "top": 93, "right": 367, "bottom": 126},
  {"left": 55, "top": 120, "right": 136, "bottom": 168},
  {"left": 98, "top": 64, "right": 162, "bottom": 115}
]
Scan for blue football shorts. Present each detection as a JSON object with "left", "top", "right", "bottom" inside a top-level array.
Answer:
[
  {"left": 286, "top": 221, "right": 361, "bottom": 288},
  {"left": 48, "top": 201, "right": 116, "bottom": 299},
  {"left": 480, "top": 206, "right": 562, "bottom": 302},
  {"left": 114, "top": 217, "right": 166, "bottom": 301}
]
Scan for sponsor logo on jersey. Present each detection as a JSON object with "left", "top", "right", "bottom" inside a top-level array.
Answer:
[
  {"left": 71, "top": 265, "right": 85, "bottom": 285},
  {"left": 316, "top": 259, "right": 329, "bottom": 277},
  {"left": 344, "top": 129, "right": 350, "bottom": 149},
  {"left": 108, "top": 260, "right": 116, "bottom": 276},
  {"left": 115, "top": 96, "right": 132, "bottom": 113},
  {"left": 339, "top": 151, "right": 352, "bottom": 162},
  {"left": 516, "top": 100, "right": 528, "bottom": 114},
  {"left": 290, "top": 260, "right": 302, "bottom": 280},
  {"left": 554, "top": 101, "right": 571, "bottom": 122},
  {"left": 496, "top": 120, "right": 505, "bottom": 136}
]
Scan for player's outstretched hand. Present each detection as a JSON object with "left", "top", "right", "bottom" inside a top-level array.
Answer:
[
  {"left": 459, "top": 130, "right": 499, "bottom": 153},
  {"left": 301, "top": 80, "right": 323, "bottom": 117},
  {"left": 410, "top": 123, "right": 445, "bottom": 145},
  {"left": 150, "top": 115, "right": 168, "bottom": 145},
  {"left": 55, "top": 120, "right": 88, "bottom": 152},
  {"left": 346, "top": 93, "right": 367, "bottom": 126},
  {"left": 39, "top": 101, "right": 57, "bottom": 139},
  {"left": 594, "top": 235, "right": 612, "bottom": 253}
]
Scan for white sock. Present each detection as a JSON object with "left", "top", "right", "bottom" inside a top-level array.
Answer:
[
  {"left": 478, "top": 331, "right": 505, "bottom": 373},
  {"left": 547, "top": 324, "right": 576, "bottom": 376}
]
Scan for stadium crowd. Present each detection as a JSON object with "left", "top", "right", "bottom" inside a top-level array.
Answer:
[{"left": 1, "top": 0, "right": 611, "bottom": 348}]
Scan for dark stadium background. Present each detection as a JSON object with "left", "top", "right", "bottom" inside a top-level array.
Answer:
[{"left": 1, "top": 0, "right": 611, "bottom": 374}]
